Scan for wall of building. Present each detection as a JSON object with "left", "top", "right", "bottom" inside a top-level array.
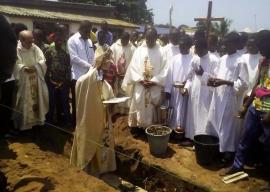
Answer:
[
  {"left": 3, "top": 14, "right": 10, "bottom": 22},
  {"left": 124, "top": 27, "right": 133, "bottom": 34},
  {"left": 69, "top": 22, "right": 80, "bottom": 34},
  {"left": 8, "top": 16, "right": 33, "bottom": 30}
]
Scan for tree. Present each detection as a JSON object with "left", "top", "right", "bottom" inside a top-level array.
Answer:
[
  {"left": 196, "top": 21, "right": 207, "bottom": 31},
  {"left": 58, "top": 0, "right": 154, "bottom": 24},
  {"left": 194, "top": 19, "right": 232, "bottom": 36},
  {"left": 178, "top": 24, "right": 189, "bottom": 29},
  {"left": 212, "top": 19, "right": 233, "bottom": 36},
  {"left": 155, "top": 23, "right": 170, "bottom": 28}
]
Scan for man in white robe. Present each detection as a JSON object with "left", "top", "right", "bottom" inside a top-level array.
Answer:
[
  {"left": 110, "top": 32, "right": 136, "bottom": 114},
  {"left": 206, "top": 32, "right": 249, "bottom": 167},
  {"left": 242, "top": 33, "right": 261, "bottom": 96},
  {"left": 220, "top": 30, "right": 270, "bottom": 191},
  {"left": 236, "top": 32, "right": 248, "bottom": 56},
  {"left": 164, "top": 35, "right": 193, "bottom": 130},
  {"left": 190, "top": 30, "right": 205, "bottom": 56},
  {"left": 163, "top": 28, "right": 182, "bottom": 126},
  {"left": 184, "top": 38, "right": 219, "bottom": 142},
  {"left": 164, "top": 27, "right": 181, "bottom": 67},
  {"left": 208, "top": 34, "right": 220, "bottom": 59},
  {"left": 12, "top": 30, "right": 49, "bottom": 131},
  {"left": 122, "top": 28, "right": 167, "bottom": 135},
  {"left": 240, "top": 34, "right": 261, "bottom": 133}
]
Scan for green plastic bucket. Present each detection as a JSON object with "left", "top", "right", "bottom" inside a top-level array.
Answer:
[{"left": 145, "top": 125, "right": 172, "bottom": 155}]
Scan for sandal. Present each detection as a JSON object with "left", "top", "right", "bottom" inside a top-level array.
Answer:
[
  {"left": 219, "top": 166, "right": 242, "bottom": 177},
  {"left": 9, "top": 129, "right": 19, "bottom": 136},
  {"left": 4, "top": 134, "right": 16, "bottom": 139}
]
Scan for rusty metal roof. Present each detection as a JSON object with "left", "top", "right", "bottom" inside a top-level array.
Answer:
[{"left": 0, "top": 5, "right": 139, "bottom": 28}]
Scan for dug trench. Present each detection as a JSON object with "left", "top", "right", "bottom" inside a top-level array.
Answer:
[
  {"left": 0, "top": 115, "right": 268, "bottom": 191},
  {"left": 112, "top": 116, "right": 269, "bottom": 192}
]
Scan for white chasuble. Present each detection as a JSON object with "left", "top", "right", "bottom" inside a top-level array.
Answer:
[{"left": 122, "top": 42, "right": 167, "bottom": 128}]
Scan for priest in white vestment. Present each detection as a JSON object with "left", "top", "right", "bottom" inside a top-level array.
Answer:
[
  {"left": 164, "top": 35, "right": 193, "bottom": 130},
  {"left": 12, "top": 31, "right": 49, "bottom": 131},
  {"left": 122, "top": 28, "right": 167, "bottom": 129},
  {"left": 184, "top": 39, "right": 219, "bottom": 140},
  {"left": 110, "top": 32, "right": 136, "bottom": 114},
  {"left": 71, "top": 47, "right": 116, "bottom": 177},
  {"left": 206, "top": 32, "right": 249, "bottom": 167}
]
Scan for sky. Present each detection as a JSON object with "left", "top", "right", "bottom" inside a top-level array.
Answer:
[{"left": 145, "top": 0, "right": 270, "bottom": 32}]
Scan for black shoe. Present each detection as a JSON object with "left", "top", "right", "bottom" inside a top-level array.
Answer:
[
  {"left": 66, "top": 123, "right": 74, "bottom": 130},
  {"left": 217, "top": 152, "right": 234, "bottom": 168},
  {"left": 219, "top": 166, "right": 242, "bottom": 177},
  {"left": 130, "top": 127, "right": 145, "bottom": 138},
  {"left": 217, "top": 158, "right": 227, "bottom": 168},
  {"left": 179, "top": 140, "right": 194, "bottom": 147}
]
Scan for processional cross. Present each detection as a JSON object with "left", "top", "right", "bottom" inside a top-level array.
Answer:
[{"left": 194, "top": 1, "right": 224, "bottom": 44}]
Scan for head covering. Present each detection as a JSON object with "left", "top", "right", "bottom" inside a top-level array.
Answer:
[{"left": 94, "top": 44, "right": 111, "bottom": 71}]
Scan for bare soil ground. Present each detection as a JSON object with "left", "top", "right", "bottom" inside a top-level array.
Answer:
[
  {"left": 113, "top": 116, "right": 269, "bottom": 192},
  {"left": 0, "top": 115, "right": 269, "bottom": 192},
  {"left": 0, "top": 127, "right": 118, "bottom": 192}
]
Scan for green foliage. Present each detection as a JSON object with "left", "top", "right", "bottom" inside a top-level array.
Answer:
[
  {"left": 194, "top": 19, "right": 233, "bottom": 36},
  {"left": 212, "top": 19, "right": 233, "bottom": 36},
  {"left": 155, "top": 23, "right": 170, "bottom": 28},
  {"left": 59, "top": 0, "right": 154, "bottom": 24},
  {"left": 178, "top": 24, "right": 189, "bottom": 29},
  {"left": 196, "top": 21, "right": 207, "bottom": 31}
]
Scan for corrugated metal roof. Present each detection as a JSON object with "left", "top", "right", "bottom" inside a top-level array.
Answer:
[
  {"left": 137, "top": 25, "right": 170, "bottom": 34},
  {"left": 0, "top": 5, "right": 139, "bottom": 28}
]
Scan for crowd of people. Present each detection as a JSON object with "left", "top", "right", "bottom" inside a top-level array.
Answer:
[{"left": 0, "top": 15, "right": 270, "bottom": 190}]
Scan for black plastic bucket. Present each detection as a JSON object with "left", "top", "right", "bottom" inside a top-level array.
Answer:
[{"left": 194, "top": 135, "right": 219, "bottom": 166}]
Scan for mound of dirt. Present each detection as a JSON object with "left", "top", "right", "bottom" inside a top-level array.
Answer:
[
  {"left": 0, "top": 115, "right": 269, "bottom": 192},
  {"left": 146, "top": 125, "right": 171, "bottom": 136},
  {"left": 0, "top": 127, "right": 118, "bottom": 192},
  {"left": 112, "top": 116, "right": 269, "bottom": 192}
]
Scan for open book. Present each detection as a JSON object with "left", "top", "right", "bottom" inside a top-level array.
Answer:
[{"left": 103, "top": 97, "right": 130, "bottom": 104}]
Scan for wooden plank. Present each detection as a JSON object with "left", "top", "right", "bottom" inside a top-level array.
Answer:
[
  {"left": 222, "top": 173, "right": 249, "bottom": 184},
  {"left": 194, "top": 17, "right": 225, "bottom": 21},
  {"left": 222, "top": 171, "right": 245, "bottom": 181}
]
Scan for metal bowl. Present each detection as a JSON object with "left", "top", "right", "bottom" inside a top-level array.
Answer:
[
  {"left": 174, "top": 126, "right": 185, "bottom": 133},
  {"left": 173, "top": 81, "right": 184, "bottom": 88}
]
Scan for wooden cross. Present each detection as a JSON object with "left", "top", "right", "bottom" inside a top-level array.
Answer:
[{"left": 194, "top": 1, "right": 224, "bottom": 44}]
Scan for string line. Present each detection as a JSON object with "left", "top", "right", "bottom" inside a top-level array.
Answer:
[{"left": 0, "top": 103, "right": 210, "bottom": 191}]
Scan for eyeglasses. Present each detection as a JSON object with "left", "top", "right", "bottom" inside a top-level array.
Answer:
[{"left": 23, "top": 39, "right": 34, "bottom": 44}]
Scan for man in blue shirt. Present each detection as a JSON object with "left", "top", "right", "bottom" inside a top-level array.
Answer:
[{"left": 96, "top": 21, "right": 113, "bottom": 46}]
